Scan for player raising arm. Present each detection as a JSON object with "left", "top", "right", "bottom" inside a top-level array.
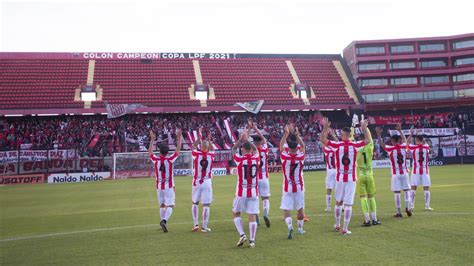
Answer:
[
  {"left": 322, "top": 129, "right": 337, "bottom": 212},
  {"left": 279, "top": 124, "right": 306, "bottom": 239},
  {"left": 320, "top": 118, "right": 371, "bottom": 236},
  {"left": 375, "top": 124, "right": 412, "bottom": 218},
  {"left": 149, "top": 129, "right": 182, "bottom": 233},
  {"left": 249, "top": 121, "right": 272, "bottom": 228},
  {"left": 191, "top": 129, "right": 216, "bottom": 233},
  {"left": 355, "top": 126, "right": 381, "bottom": 226},
  {"left": 407, "top": 129, "right": 433, "bottom": 211},
  {"left": 231, "top": 128, "right": 260, "bottom": 248}
]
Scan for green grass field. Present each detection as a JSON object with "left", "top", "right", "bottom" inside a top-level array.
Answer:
[{"left": 1, "top": 165, "right": 473, "bottom": 265}]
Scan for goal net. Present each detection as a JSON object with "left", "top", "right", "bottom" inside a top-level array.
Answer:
[{"left": 112, "top": 150, "right": 231, "bottom": 179}]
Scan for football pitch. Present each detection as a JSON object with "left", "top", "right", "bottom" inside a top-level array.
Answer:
[{"left": 1, "top": 165, "right": 473, "bottom": 265}]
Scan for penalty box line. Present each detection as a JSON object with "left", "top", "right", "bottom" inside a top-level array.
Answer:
[{"left": 1, "top": 212, "right": 473, "bottom": 243}]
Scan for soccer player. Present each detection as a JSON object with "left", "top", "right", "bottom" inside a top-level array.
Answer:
[
  {"left": 355, "top": 128, "right": 381, "bottom": 226},
  {"left": 322, "top": 129, "right": 337, "bottom": 212},
  {"left": 191, "top": 132, "right": 216, "bottom": 232},
  {"left": 250, "top": 122, "right": 271, "bottom": 228},
  {"left": 280, "top": 124, "right": 306, "bottom": 239},
  {"left": 149, "top": 129, "right": 182, "bottom": 233},
  {"left": 232, "top": 129, "right": 260, "bottom": 248},
  {"left": 283, "top": 134, "right": 309, "bottom": 223},
  {"left": 408, "top": 129, "right": 434, "bottom": 211},
  {"left": 320, "top": 118, "right": 371, "bottom": 236},
  {"left": 375, "top": 124, "right": 412, "bottom": 218}
]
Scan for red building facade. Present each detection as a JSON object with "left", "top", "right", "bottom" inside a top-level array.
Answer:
[{"left": 343, "top": 33, "right": 474, "bottom": 109}]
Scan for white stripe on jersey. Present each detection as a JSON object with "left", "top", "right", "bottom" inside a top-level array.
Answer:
[
  {"left": 150, "top": 152, "right": 179, "bottom": 190},
  {"left": 280, "top": 151, "right": 305, "bottom": 193},
  {"left": 258, "top": 144, "right": 269, "bottom": 179},
  {"left": 327, "top": 140, "right": 365, "bottom": 182},
  {"left": 409, "top": 144, "right": 430, "bottom": 175},
  {"left": 234, "top": 153, "right": 260, "bottom": 197},
  {"left": 323, "top": 146, "right": 335, "bottom": 170},
  {"left": 192, "top": 150, "right": 216, "bottom": 186},
  {"left": 385, "top": 144, "right": 408, "bottom": 175}
]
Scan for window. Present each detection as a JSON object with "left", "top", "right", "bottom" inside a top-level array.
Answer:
[
  {"left": 453, "top": 39, "right": 474, "bottom": 50},
  {"left": 397, "top": 92, "right": 423, "bottom": 101},
  {"left": 426, "top": 90, "right": 453, "bottom": 100},
  {"left": 358, "top": 62, "right": 386, "bottom": 71},
  {"left": 422, "top": 76, "right": 449, "bottom": 85},
  {"left": 391, "top": 61, "right": 416, "bottom": 70},
  {"left": 453, "top": 73, "right": 474, "bottom": 82},
  {"left": 420, "top": 60, "right": 447, "bottom": 68},
  {"left": 419, "top": 43, "right": 445, "bottom": 52},
  {"left": 391, "top": 77, "right": 417, "bottom": 86},
  {"left": 461, "top": 88, "right": 474, "bottom": 97},
  {"left": 356, "top": 46, "right": 385, "bottom": 55},
  {"left": 454, "top": 57, "right": 474, "bottom": 66},
  {"left": 360, "top": 78, "right": 388, "bottom": 87},
  {"left": 390, "top": 45, "right": 414, "bottom": 54},
  {"left": 363, "top": 93, "right": 394, "bottom": 103}
]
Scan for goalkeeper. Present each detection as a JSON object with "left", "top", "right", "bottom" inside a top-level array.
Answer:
[{"left": 352, "top": 127, "right": 381, "bottom": 226}]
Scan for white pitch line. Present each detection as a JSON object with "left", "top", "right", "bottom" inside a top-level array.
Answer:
[{"left": 1, "top": 212, "right": 473, "bottom": 243}]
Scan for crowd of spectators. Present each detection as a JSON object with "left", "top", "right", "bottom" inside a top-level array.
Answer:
[
  {"left": 0, "top": 110, "right": 472, "bottom": 157},
  {"left": 410, "top": 113, "right": 471, "bottom": 129}
]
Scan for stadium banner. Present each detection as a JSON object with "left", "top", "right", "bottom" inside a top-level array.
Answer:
[
  {"left": 458, "top": 135, "right": 474, "bottom": 156},
  {"left": 80, "top": 52, "right": 238, "bottom": 60},
  {"left": 47, "top": 172, "right": 111, "bottom": 184},
  {"left": 302, "top": 141, "right": 325, "bottom": 171},
  {"left": 106, "top": 103, "right": 145, "bottom": 118},
  {"left": 211, "top": 168, "right": 227, "bottom": 176},
  {"left": 388, "top": 128, "right": 458, "bottom": 137},
  {"left": 368, "top": 113, "right": 449, "bottom": 125},
  {"left": 0, "top": 157, "right": 110, "bottom": 175},
  {"left": 303, "top": 163, "right": 327, "bottom": 171},
  {"left": 234, "top": 100, "right": 264, "bottom": 114},
  {"left": 371, "top": 159, "right": 446, "bottom": 169},
  {"left": 372, "top": 160, "right": 391, "bottom": 169},
  {"left": 0, "top": 174, "right": 45, "bottom": 185},
  {"left": 0, "top": 149, "right": 76, "bottom": 164},
  {"left": 440, "top": 135, "right": 462, "bottom": 157},
  {"left": 441, "top": 135, "right": 474, "bottom": 156}
]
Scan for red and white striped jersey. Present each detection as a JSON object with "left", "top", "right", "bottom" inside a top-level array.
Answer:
[
  {"left": 327, "top": 140, "right": 365, "bottom": 182},
  {"left": 408, "top": 144, "right": 430, "bottom": 175},
  {"left": 323, "top": 146, "right": 336, "bottom": 170},
  {"left": 234, "top": 153, "right": 260, "bottom": 197},
  {"left": 280, "top": 151, "right": 305, "bottom": 193},
  {"left": 150, "top": 152, "right": 179, "bottom": 190},
  {"left": 384, "top": 143, "right": 409, "bottom": 175},
  {"left": 192, "top": 150, "right": 216, "bottom": 186},
  {"left": 257, "top": 144, "right": 269, "bottom": 179}
]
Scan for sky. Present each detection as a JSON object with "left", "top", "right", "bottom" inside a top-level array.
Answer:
[{"left": 1, "top": 0, "right": 473, "bottom": 54}]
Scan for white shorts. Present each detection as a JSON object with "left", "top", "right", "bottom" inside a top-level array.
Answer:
[
  {"left": 157, "top": 188, "right": 175, "bottom": 206},
  {"left": 258, "top": 178, "right": 271, "bottom": 197},
  {"left": 411, "top": 173, "right": 431, "bottom": 187},
  {"left": 280, "top": 191, "right": 305, "bottom": 210},
  {"left": 391, "top": 174, "right": 411, "bottom": 192},
  {"left": 232, "top": 196, "right": 260, "bottom": 214},
  {"left": 326, "top": 169, "right": 337, "bottom": 189},
  {"left": 334, "top": 181, "right": 356, "bottom": 205},
  {"left": 192, "top": 179, "right": 213, "bottom": 205}
]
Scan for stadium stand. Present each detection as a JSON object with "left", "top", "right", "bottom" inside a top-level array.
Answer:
[
  {"left": 92, "top": 59, "right": 199, "bottom": 108},
  {"left": 0, "top": 53, "right": 359, "bottom": 114},
  {"left": 0, "top": 59, "right": 88, "bottom": 109}
]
